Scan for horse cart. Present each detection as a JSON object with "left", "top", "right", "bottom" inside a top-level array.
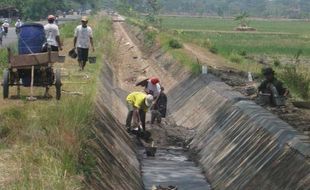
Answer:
[{"left": 2, "top": 23, "right": 62, "bottom": 100}]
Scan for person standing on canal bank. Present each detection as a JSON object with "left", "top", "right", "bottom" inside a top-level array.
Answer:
[{"left": 73, "top": 16, "right": 95, "bottom": 71}]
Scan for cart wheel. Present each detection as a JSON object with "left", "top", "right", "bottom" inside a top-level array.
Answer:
[
  {"left": 3, "top": 69, "right": 9, "bottom": 99},
  {"left": 55, "top": 69, "right": 62, "bottom": 100}
]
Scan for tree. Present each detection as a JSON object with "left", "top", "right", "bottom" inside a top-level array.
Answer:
[{"left": 235, "top": 12, "right": 249, "bottom": 27}]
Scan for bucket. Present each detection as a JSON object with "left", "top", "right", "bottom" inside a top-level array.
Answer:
[
  {"left": 68, "top": 48, "right": 77, "bottom": 59},
  {"left": 257, "top": 93, "right": 271, "bottom": 105},
  {"left": 202, "top": 65, "right": 208, "bottom": 74},
  {"left": 274, "top": 97, "right": 286, "bottom": 106},
  {"left": 58, "top": 56, "right": 66, "bottom": 63},
  {"left": 145, "top": 147, "right": 157, "bottom": 157},
  {"left": 88, "top": 56, "right": 97, "bottom": 64}
]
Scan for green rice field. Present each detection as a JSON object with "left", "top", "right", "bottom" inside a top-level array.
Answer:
[{"left": 161, "top": 16, "right": 310, "bottom": 56}]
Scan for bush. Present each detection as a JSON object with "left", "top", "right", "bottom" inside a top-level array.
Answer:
[
  {"left": 273, "top": 59, "right": 281, "bottom": 67},
  {"left": 0, "top": 49, "right": 7, "bottom": 74},
  {"left": 229, "top": 52, "right": 244, "bottom": 64},
  {"left": 169, "top": 39, "right": 183, "bottom": 49},
  {"left": 239, "top": 50, "right": 247, "bottom": 56},
  {"left": 144, "top": 30, "right": 157, "bottom": 48},
  {"left": 280, "top": 65, "right": 310, "bottom": 100},
  {"left": 209, "top": 46, "right": 218, "bottom": 54},
  {"left": 201, "top": 39, "right": 212, "bottom": 49}
]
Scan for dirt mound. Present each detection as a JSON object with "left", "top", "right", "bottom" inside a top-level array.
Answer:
[{"left": 235, "top": 26, "right": 257, "bottom": 31}]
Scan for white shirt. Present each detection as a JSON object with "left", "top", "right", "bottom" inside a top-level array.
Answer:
[
  {"left": 44, "top": 23, "right": 60, "bottom": 47},
  {"left": 2, "top": 22, "right": 9, "bottom": 28},
  {"left": 15, "top": 21, "right": 22, "bottom": 28},
  {"left": 0, "top": 27, "right": 4, "bottom": 38},
  {"left": 74, "top": 25, "right": 93, "bottom": 49},
  {"left": 146, "top": 80, "right": 161, "bottom": 98}
]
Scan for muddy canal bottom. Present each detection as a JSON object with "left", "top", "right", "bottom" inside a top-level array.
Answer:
[{"left": 139, "top": 147, "right": 211, "bottom": 190}]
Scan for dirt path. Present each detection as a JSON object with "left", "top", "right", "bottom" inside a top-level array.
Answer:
[
  {"left": 183, "top": 43, "right": 230, "bottom": 70},
  {"left": 113, "top": 22, "right": 177, "bottom": 93}
]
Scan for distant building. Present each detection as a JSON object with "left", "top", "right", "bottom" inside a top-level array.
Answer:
[{"left": 0, "top": 6, "right": 19, "bottom": 19}]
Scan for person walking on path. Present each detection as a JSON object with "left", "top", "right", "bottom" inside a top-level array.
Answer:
[
  {"left": 73, "top": 16, "right": 95, "bottom": 71},
  {"left": 2, "top": 19, "right": 9, "bottom": 37},
  {"left": 44, "top": 15, "right": 62, "bottom": 52},
  {"left": 0, "top": 25, "right": 4, "bottom": 46},
  {"left": 43, "top": 15, "right": 62, "bottom": 98},
  {"left": 15, "top": 19, "right": 23, "bottom": 35},
  {"left": 126, "top": 92, "right": 154, "bottom": 133}
]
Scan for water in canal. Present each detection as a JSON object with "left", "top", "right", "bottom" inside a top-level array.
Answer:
[{"left": 139, "top": 146, "right": 212, "bottom": 190}]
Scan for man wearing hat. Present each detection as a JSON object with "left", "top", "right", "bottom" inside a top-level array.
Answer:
[
  {"left": 44, "top": 15, "right": 62, "bottom": 51},
  {"left": 73, "top": 16, "right": 95, "bottom": 71},
  {"left": 258, "top": 67, "right": 289, "bottom": 105},
  {"left": 126, "top": 92, "right": 154, "bottom": 132}
]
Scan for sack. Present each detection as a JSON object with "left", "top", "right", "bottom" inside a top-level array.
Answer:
[{"left": 68, "top": 48, "right": 77, "bottom": 59}]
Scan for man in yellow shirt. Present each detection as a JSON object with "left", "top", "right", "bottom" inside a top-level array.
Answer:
[{"left": 126, "top": 92, "right": 154, "bottom": 132}]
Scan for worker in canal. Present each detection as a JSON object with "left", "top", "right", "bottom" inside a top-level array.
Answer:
[
  {"left": 73, "top": 16, "right": 95, "bottom": 71},
  {"left": 136, "top": 77, "right": 162, "bottom": 122},
  {"left": 126, "top": 92, "right": 154, "bottom": 133},
  {"left": 136, "top": 77, "right": 161, "bottom": 100},
  {"left": 151, "top": 86, "right": 168, "bottom": 124},
  {"left": 258, "top": 67, "right": 289, "bottom": 106}
]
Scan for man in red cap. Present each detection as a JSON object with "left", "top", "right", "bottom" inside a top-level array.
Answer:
[
  {"left": 43, "top": 15, "right": 62, "bottom": 51},
  {"left": 136, "top": 77, "right": 161, "bottom": 99},
  {"left": 43, "top": 15, "right": 62, "bottom": 98}
]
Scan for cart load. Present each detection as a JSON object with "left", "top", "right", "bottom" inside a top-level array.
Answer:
[{"left": 2, "top": 23, "right": 62, "bottom": 100}]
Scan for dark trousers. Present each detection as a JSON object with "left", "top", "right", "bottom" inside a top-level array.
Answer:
[{"left": 126, "top": 109, "right": 146, "bottom": 131}]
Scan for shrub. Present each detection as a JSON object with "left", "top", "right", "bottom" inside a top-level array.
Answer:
[
  {"left": 201, "top": 39, "right": 212, "bottom": 49},
  {"left": 144, "top": 30, "right": 157, "bottom": 48},
  {"left": 209, "top": 46, "right": 218, "bottom": 54},
  {"left": 273, "top": 59, "right": 281, "bottom": 67},
  {"left": 239, "top": 50, "right": 247, "bottom": 56},
  {"left": 169, "top": 39, "right": 183, "bottom": 49},
  {"left": 280, "top": 65, "right": 310, "bottom": 100},
  {"left": 229, "top": 52, "right": 244, "bottom": 64},
  {"left": 0, "top": 49, "right": 7, "bottom": 74}
]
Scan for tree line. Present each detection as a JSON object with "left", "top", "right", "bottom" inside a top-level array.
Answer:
[
  {"left": 0, "top": 0, "right": 102, "bottom": 20},
  {"left": 158, "top": 0, "right": 310, "bottom": 19}
]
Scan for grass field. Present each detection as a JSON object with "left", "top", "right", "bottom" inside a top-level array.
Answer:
[
  {"left": 161, "top": 16, "right": 310, "bottom": 34},
  {"left": 157, "top": 16, "right": 310, "bottom": 100},
  {"left": 0, "top": 16, "right": 114, "bottom": 189},
  {"left": 161, "top": 16, "right": 310, "bottom": 57}
]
